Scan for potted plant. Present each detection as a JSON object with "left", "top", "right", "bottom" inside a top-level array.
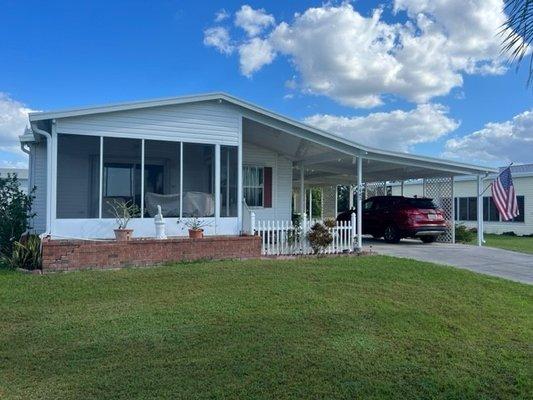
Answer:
[
  {"left": 178, "top": 216, "right": 211, "bottom": 239},
  {"left": 107, "top": 199, "right": 140, "bottom": 241}
]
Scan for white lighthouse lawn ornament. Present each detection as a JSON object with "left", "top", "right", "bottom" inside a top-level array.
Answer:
[{"left": 154, "top": 205, "right": 167, "bottom": 239}]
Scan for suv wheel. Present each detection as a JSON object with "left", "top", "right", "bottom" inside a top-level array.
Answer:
[
  {"left": 420, "top": 236, "right": 436, "bottom": 244},
  {"left": 383, "top": 225, "right": 400, "bottom": 243}
]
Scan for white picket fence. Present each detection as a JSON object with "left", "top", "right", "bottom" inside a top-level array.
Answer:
[{"left": 252, "top": 213, "right": 356, "bottom": 256}]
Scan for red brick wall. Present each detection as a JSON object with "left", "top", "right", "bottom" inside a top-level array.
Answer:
[{"left": 41, "top": 236, "right": 261, "bottom": 272}]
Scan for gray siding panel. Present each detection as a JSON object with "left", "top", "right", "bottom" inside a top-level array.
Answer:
[
  {"left": 56, "top": 101, "right": 240, "bottom": 145},
  {"left": 30, "top": 142, "right": 47, "bottom": 233}
]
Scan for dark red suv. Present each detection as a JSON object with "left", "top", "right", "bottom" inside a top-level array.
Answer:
[{"left": 337, "top": 196, "right": 447, "bottom": 243}]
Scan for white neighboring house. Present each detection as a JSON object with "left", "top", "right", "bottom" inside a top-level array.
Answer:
[
  {"left": 390, "top": 164, "right": 533, "bottom": 235},
  {"left": 0, "top": 168, "right": 29, "bottom": 194},
  {"left": 18, "top": 92, "right": 495, "bottom": 244}
]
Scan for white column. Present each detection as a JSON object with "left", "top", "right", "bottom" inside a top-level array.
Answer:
[
  {"left": 477, "top": 175, "right": 484, "bottom": 246},
  {"left": 299, "top": 164, "right": 305, "bottom": 215},
  {"left": 349, "top": 186, "right": 354, "bottom": 209},
  {"left": 179, "top": 142, "right": 183, "bottom": 219},
  {"left": 99, "top": 136, "right": 103, "bottom": 219},
  {"left": 215, "top": 144, "right": 221, "bottom": 234},
  {"left": 140, "top": 139, "right": 145, "bottom": 219},
  {"left": 356, "top": 157, "right": 363, "bottom": 250},
  {"left": 451, "top": 176, "right": 455, "bottom": 244},
  {"left": 308, "top": 188, "right": 313, "bottom": 219},
  {"left": 237, "top": 118, "right": 243, "bottom": 229}
]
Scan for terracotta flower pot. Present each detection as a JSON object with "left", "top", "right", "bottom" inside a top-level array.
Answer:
[
  {"left": 114, "top": 228, "right": 133, "bottom": 242},
  {"left": 188, "top": 228, "right": 204, "bottom": 239}
]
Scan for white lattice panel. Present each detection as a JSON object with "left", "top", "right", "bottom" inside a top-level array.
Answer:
[
  {"left": 424, "top": 177, "right": 454, "bottom": 243},
  {"left": 364, "top": 182, "right": 387, "bottom": 199},
  {"left": 321, "top": 186, "right": 337, "bottom": 218}
]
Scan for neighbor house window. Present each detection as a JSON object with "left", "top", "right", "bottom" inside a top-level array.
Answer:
[
  {"left": 243, "top": 166, "right": 263, "bottom": 207},
  {"left": 457, "top": 197, "right": 478, "bottom": 221},
  {"left": 503, "top": 196, "right": 525, "bottom": 223},
  {"left": 56, "top": 134, "right": 100, "bottom": 218}
]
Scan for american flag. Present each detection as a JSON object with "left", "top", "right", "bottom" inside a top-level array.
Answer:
[{"left": 491, "top": 166, "right": 519, "bottom": 221}]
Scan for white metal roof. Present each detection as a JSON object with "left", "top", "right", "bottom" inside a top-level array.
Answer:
[{"left": 27, "top": 92, "right": 497, "bottom": 176}]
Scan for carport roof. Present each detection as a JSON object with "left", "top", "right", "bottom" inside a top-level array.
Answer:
[{"left": 27, "top": 92, "right": 497, "bottom": 178}]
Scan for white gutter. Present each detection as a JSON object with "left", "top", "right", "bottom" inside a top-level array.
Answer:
[{"left": 30, "top": 124, "right": 52, "bottom": 236}]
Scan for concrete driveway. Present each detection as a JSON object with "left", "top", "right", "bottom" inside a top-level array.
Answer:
[{"left": 365, "top": 238, "right": 533, "bottom": 285}]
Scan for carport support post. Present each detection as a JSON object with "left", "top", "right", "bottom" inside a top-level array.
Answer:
[
  {"left": 299, "top": 163, "right": 305, "bottom": 215},
  {"left": 356, "top": 157, "right": 363, "bottom": 250},
  {"left": 477, "top": 175, "right": 484, "bottom": 246}
]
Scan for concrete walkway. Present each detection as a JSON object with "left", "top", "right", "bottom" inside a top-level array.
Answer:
[{"left": 366, "top": 238, "right": 533, "bottom": 285}]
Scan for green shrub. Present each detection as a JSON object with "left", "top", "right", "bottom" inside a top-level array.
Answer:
[
  {"left": 323, "top": 218, "right": 336, "bottom": 228},
  {"left": 455, "top": 224, "right": 475, "bottom": 243},
  {"left": 0, "top": 174, "right": 34, "bottom": 258},
  {"left": 307, "top": 222, "right": 333, "bottom": 255},
  {"left": 5, "top": 235, "right": 42, "bottom": 270}
]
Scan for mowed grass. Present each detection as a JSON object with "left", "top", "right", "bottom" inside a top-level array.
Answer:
[
  {"left": 1, "top": 256, "right": 532, "bottom": 399},
  {"left": 472, "top": 233, "right": 533, "bottom": 254}
]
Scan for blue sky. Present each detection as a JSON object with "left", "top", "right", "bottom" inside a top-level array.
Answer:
[{"left": 0, "top": 0, "right": 531, "bottom": 168}]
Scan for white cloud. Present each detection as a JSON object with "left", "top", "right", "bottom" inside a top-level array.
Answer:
[
  {"left": 0, "top": 158, "right": 28, "bottom": 169},
  {"left": 214, "top": 9, "right": 230, "bottom": 22},
  {"left": 234, "top": 5, "right": 275, "bottom": 37},
  {"left": 444, "top": 110, "right": 533, "bottom": 165},
  {"left": 305, "top": 103, "right": 459, "bottom": 152},
  {"left": 238, "top": 38, "right": 275, "bottom": 77},
  {"left": 203, "top": 27, "right": 234, "bottom": 55},
  {"left": 0, "top": 93, "right": 32, "bottom": 167},
  {"left": 0, "top": 93, "right": 32, "bottom": 158},
  {"left": 204, "top": 1, "right": 514, "bottom": 107}
]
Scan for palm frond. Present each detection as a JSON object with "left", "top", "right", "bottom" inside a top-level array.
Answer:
[{"left": 500, "top": 0, "right": 533, "bottom": 86}]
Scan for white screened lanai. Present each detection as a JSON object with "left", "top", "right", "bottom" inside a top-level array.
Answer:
[{"left": 22, "top": 93, "right": 496, "bottom": 247}]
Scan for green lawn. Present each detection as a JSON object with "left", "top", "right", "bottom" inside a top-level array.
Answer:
[
  {"left": 471, "top": 233, "right": 533, "bottom": 254},
  {"left": 1, "top": 256, "right": 532, "bottom": 399}
]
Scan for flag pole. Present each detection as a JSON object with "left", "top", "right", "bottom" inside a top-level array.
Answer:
[{"left": 478, "top": 162, "right": 513, "bottom": 197}]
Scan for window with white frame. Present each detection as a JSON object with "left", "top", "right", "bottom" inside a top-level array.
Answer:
[{"left": 243, "top": 166, "right": 263, "bottom": 207}]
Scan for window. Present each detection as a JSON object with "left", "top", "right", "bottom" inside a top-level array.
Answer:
[
  {"left": 182, "top": 143, "right": 215, "bottom": 217},
  {"left": 459, "top": 197, "right": 468, "bottom": 221},
  {"left": 220, "top": 146, "right": 238, "bottom": 217},
  {"left": 56, "top": 134, "right": 100, "bottom": 218},
  {"left": 456, "top": 195, "right": 525, "bottom": 223},
  {"left": 102, "top": 138, "right": 142, "bottom": 218},
  {"left": 457, "top": 197, "right": 477, "bottom": 221},
  {"left": 144, "top": 140, "right": 181, "bottom": 218},
  {"left": 243, "top": 166, "right": 264, "bottom": 207},
  {"left": 483, "top": 197, "right": 500, "bottom": 222},
  {"left": 504, "top": 196, "right": 525, "bottom": 223}
]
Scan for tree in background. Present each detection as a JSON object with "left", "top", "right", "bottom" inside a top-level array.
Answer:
[
  {"left": 0, "top": 175, "right": 34, "bottom": 258},
  {"left": 502, "top": 0, "right": 533, "bottom": 85}
]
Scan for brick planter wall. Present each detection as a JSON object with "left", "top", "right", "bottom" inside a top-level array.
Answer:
[{"left": 41, "top": 236, "right": 261, "bottom": 272}]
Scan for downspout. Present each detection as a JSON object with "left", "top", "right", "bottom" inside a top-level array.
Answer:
[{"left": 30, "top": 123, "right": 53, "bottom": 237}]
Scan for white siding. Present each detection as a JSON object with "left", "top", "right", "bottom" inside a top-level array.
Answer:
[
  {"left": 243, "top": 142, "right": 292, "bottom": 221},
  {"left": 56, "top": 101, "right": 240, "bottom": 145},
  {"left": 30, "top": 142, "right": 47, "bottom": 233},
  {"left": 392, "top": 176, "right": 533, "bottom": 235}
]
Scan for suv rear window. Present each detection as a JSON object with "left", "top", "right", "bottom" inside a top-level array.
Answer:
[{"left": 402, "top": 198, "right": 437, "bottom": 209}]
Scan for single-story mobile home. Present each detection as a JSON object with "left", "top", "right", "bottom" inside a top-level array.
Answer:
[{"left": 20, "top": 92, "right": 496, "bottom": 252}]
